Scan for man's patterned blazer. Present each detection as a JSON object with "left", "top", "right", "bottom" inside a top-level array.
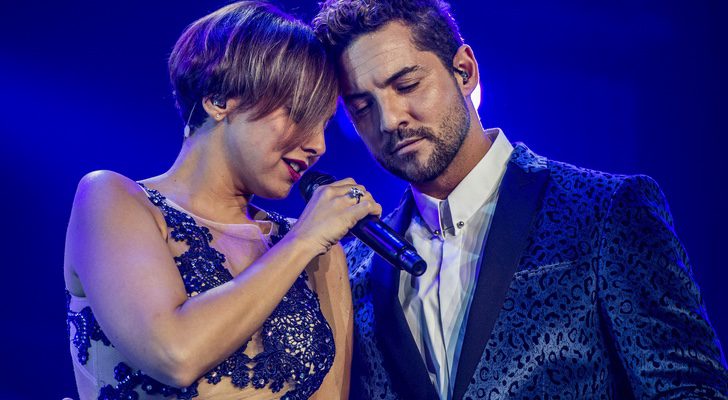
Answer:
[{"left": 345, "top": 143, "right": 728, "bottom": 400}]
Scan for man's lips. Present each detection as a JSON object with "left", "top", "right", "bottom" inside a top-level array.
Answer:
[{"left": 390, "top": 137, "right": 424, "bottom": 154}]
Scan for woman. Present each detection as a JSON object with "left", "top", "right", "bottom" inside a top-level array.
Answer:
[{"left": 64, "top": 2, "right": 379, "bottom": 399}]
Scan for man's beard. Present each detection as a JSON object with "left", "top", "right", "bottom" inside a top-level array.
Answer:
[{"left": 374, "top": 96, "right": 470, "bottom": 183}]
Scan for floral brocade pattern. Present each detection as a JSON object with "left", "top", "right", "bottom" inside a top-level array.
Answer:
[
  {"left": 346, "top": 144, "right": 728, "bottom": 399},
  {"left": 66, "top": 184, "right": 335, "bottom": 399}
]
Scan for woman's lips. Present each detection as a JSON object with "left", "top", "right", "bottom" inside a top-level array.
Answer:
[
  {"left": 282, "top": 158, "right": 307, "bottom": 182},
  {"left": 285, "top": 162, "right": 302, "bottom": 182}
]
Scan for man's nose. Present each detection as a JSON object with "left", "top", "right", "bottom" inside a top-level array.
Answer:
[{"left": 378, "top": 96, "right": 409, "bottom": 135}]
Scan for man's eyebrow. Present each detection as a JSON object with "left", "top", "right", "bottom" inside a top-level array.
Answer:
[
  {"left": 343, "top": 65, "right": 422, "bottom": 103},
  {"left": 383, "top": 65, "right": 421, "bottom": 87}
]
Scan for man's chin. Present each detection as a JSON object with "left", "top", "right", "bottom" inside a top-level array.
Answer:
[
  {"left": 385, "top": 163, "right": 440, "bottom": 183},
  {"left": 376, "top": 150, "right": 437, "bottom": 181}
]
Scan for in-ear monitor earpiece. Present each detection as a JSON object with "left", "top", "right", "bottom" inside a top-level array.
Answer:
[
  {"left": 211, "top": 96, "right": 226, "bottom": 109},
  {"left": 454, "top": 68, "right": 469, "bottom": 84}
]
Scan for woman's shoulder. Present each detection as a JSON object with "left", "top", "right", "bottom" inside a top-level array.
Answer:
[
  {"left": 72, "top": 170, "right": 156, "bottom": 220},
  {"left": 76, "top": 169, "right": 138, "bottom": 193},
  {"left": 65, "top": 171, "right": 168, "bottom": 294}
]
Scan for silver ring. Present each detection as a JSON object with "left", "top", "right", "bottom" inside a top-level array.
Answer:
[{"left": 348, "top": 186, "right": 364, "bottom": 204}]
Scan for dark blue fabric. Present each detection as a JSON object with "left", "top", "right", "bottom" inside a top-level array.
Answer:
[
  {"left": 66, "top": 185, "right": 335, "bottom": 399},
  {"left": 345, "top": 143, "right": 728, "bottom": 399}
]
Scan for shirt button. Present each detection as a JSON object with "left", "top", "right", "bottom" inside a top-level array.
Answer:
[
  {"left": 457, "top": 221, "right": 465, "bottom": 228},
  {"left": 433, "top": 230, "right": 441, "bottom": 236}
]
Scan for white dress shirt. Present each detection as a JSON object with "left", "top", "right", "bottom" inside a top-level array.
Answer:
[{"left": 399, "top": 129, "right": 513, "bottom": 399}]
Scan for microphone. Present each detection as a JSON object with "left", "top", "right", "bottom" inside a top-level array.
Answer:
[{"left": 300, "top": 171, "right": 427, "bottom": 276}]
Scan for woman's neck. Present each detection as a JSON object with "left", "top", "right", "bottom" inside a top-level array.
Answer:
[{"left": 145, "top": 130, "right": 256, "bottom": 225}]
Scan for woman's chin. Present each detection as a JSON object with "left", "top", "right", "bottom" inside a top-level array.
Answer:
[{"left": 254, "top": 184, "right": 293, "bottom": 200}]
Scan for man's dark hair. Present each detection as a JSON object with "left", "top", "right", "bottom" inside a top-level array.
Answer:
[{"left": 313, "top": 0, "right": 464, "bottom": 69}]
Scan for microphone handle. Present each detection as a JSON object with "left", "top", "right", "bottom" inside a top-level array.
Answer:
[
  {"left": 351, "top": 215, "right": 427, "bottom": 276},
  {"left": 298, "top": 170, "right": 426, "bottom": 276}
]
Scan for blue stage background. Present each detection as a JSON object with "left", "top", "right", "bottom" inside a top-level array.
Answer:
[{"left": 0, "top": 1, "right": 725, "bottom": 398}]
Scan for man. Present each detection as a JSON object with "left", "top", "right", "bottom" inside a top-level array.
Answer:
[{"left": 313, "top": 1, "right": 728, "bottom": 399}]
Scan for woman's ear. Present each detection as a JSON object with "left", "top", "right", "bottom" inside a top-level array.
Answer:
[
  {"left": 451, "top": 44, "right": 479, "bottom": 96},
  {"left": 202, "top": 96, "right": 230, "bottom": 122}
]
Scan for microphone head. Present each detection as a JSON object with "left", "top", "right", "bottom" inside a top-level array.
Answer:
[
  {"left": 299, "top": 171, "right": 336, "bottom": 201},
  {"left": 400, "top": 248, "right": 427, "bottom": 276}
]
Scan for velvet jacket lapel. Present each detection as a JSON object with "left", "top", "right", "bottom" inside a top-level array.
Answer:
[
  {"left": 451, "top": 149, "right": 550, "bottom": 400},
  {"left": 370, "top": 144, "right": 549, "bottom": 400},
  {"left": 371, "top": 188, "right": 440, "bottom": 400}
]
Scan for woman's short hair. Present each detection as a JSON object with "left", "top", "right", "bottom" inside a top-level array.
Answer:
[
  {"left": 169, "top": 1, "right": 338, "bottom": 142},
  {"left": 313, "top": 0, "right": 464, "bottom": 70}
]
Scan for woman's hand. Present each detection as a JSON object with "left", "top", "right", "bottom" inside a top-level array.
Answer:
[{"left": 289, "top": 178, "right": 382, "bottom": 255}]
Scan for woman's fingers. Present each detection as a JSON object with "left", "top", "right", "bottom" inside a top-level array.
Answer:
[
  {"left": 311, "top": 181, "right": 370, "bottom": 207},
  {"left": 292, "top": 177, "right": 382, "bottom": 255},
  {"left": 347, "top": 199, "right": 383, "bottom": 223}
]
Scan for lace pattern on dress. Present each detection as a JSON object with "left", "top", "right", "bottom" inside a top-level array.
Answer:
[
  {"left": 66, "top": 291, "right": 112, "bottom": 365},
  {"left": 66, "top": 183, "right": 335, "bottom": 399}
]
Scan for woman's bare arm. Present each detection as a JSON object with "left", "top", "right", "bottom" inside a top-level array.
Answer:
[
  {"left": 308, "top": 244, "right": 353, "bottom": 399},
  {"left": 65, "top": 170, "right": 373, "bottom": 387}
]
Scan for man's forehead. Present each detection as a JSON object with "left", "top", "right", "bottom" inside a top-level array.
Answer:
[{"left": 338, "top": 22, "right": 422, "bottom": 91}]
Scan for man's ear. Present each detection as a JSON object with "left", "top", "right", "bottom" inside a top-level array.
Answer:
[{"left": 451, "top": 44, "right": 479, "bottom": 96}]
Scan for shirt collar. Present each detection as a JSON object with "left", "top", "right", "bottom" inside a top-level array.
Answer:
[{"left": 411, "top": 128, "right": 513, "bottom": 237}]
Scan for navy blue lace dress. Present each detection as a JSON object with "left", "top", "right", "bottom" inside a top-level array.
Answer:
[{"left": 66, "top": 184, "right": 335, "bottom": 399}]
